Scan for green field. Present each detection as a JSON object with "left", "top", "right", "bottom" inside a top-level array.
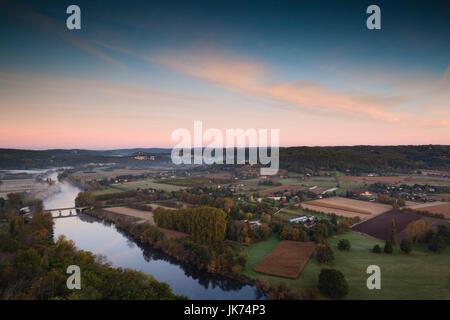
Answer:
[
  {"left": 93, "top": 178, "right": 186, "bottom": 195},
  {"left": 243, "top": 232, "right": 450, "bottom": 299},
  {"left": 298, "top": 176, "right": 365, "bottom": 193},
  {"left": 279, "top": 178, "right": 303, "bottom": 186},
  {"left": 283, "top": 207, "right": 348, "bottom": 222},
  {"left": 274, "top": 211, "right": 299, "bottom": 221}
]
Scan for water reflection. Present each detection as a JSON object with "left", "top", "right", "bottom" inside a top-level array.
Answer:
[{"left": 55, "top": 214, "right": 265, "bottom": 299}]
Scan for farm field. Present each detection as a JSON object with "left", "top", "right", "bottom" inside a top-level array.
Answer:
[
  {"left": 406, "top": 202, "right": 450, "bottom": 219},
  {"left": 104, "top": 206, "right": 155, "bottom": 224},
  {"left": 352, "top": 210, "right": 449, "bottom": 241},
  {"left": 273, "top": 211, "right": 299, "bottom": 221},
  {"left": 300, "top": 197, "right": 391, "bottom": 218},
  {"left": 258, "top": 185, "right": 303, "bottom": 197},
  {"left": 157, "top": 177, "right": 210, "bottom": 187},
  {"left": 253, "top": 241, "right": 315, "bottom": 279},
  {"left": 339, "top": 175, "right": 410, "bottom": 184},
  {"left": 197, "top": 171, "right": 233, "bottom": 181},
  {"left": 101, "top": 207, "right": 187, "bottom": 239},
  {"left": 402, "top": 175, "right": 450, "bottom": 187},
  {"left": 0, "top": 178, "right": 48, "bottom": 198},
  {"left": 243, "top": 232, "right": 450, "bottom": 299},
  {"left": 426, "top": 193, "right": 450, "bottom": 202},
  {"left": 92, "top": 178, "right": 186, "bottom": 195},
  {"left": 281, "top": 207, "right": 349, "bottom": 222},
  {"left": 279, "top": 178, "right": 303, "bottom": 186},
  {"left": 71, "top": 169, "right": 152, "bottom": 180},
  {"left": 145, "top": 203, "right": 175, "bottom": 211},
  {"left": 336, "top": 174, "right": 450, "bottom": 187},
  {"left": 299, "top": 176, "right": 363, "bottom": 193}
]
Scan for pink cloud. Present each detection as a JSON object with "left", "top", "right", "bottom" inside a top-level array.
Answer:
[{"left": 152, "top": 50, "right": 449, "bottom": 127}]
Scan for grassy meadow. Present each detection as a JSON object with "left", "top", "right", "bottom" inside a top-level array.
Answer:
[{"left": 243, "top": 232, "right": 450, "bottom": 300}]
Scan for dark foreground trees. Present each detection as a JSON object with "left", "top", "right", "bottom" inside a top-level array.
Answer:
[
  {"left": 318, "top": 268, "right": 348, "bottom": 299},
  {"left": 400, "top": 239, "right": 412, "bottom": 254},
  {"left": 0, "top": 210, "right": 185, "bottom": 300}
]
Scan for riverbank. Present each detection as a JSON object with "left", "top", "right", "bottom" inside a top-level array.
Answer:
[
  {"left": 84, "top": 208, "right": 321, "bottom": 300},
  {"left": 0, "top": 210, "right": 186, "bottom": 300}
]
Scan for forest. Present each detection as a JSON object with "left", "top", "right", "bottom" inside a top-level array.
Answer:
[
  {"left": 0, "top": 196, "right": 186, "bottom": 300},
  {"left": 1, "top": 145, "right": 448, "bottom": 171}
]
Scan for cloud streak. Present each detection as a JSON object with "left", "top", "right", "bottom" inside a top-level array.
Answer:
[{"left": 150, "top": 50, "right": 448, "bottom": 127}]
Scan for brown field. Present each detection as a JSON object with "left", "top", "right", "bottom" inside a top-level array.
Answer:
[
  {"left": 258, "top": 185, "right": 302, "bottom": 197},
  {"left": 145, "top": 203, "right": 176, "bottom": 211},
  {"left": 339, "top": 174, "right": 450, "bottom": 187},
  {"left": 300, "top": 197, "right": 391, "bottom": 218},
  {"left": 104, "top": 206, "right": 155, "bottom": 225},
  {"left": 406, "top": 202, "right": 450, "bottom": 219},
  {"left": 352, "top": 210, "right": 449, "bottom": 241},
  {"left": 426, "top": 193, "right": 450, "bottom": 201},
  {"left": 199, "top": 172, "right": 233, "bottom": 180},
  {"left": 103, "top": 206, "right": 188, "bottom": 239},
  {"left": 253, "top": 241, "right": 315, "bottom": 279},
  {"left": 339, "top": 175, "right": 410, "bottom": 184},
  {"left": 301, "top": 204, "right": 366, "bottom": 218}
]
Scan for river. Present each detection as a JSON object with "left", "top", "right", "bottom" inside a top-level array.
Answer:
[{"left": 39, "top": 171, "right": 265, "bottom": 300}]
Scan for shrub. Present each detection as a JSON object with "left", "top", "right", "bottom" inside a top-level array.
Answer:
[
  {"left": 316, "top": 243, "right": 334, "bottom": 264},
  {"left": 318, "top": 268, "right": 349, "bottom": 299},
  {"left": 383, "top": 241, "right": 393, "bottom": 254},
  {"left": 400, "top": 239, "right": 412, "bottom": 254},
  {"left": 337, "top": 239, "right": 351, "bottom": 251},
  {"left": 436, "top": 225, "right": 450, "bottom": 245},
  {"left": 428, "top": 235, "right": 447, "bottom": 252},
  {"left": 372, "top": 244, "right": 382, "bottom": 253}
]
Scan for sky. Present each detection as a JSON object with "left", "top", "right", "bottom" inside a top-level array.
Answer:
[{"left": 0, "top": 0, "right": 449, "bottom": 149}]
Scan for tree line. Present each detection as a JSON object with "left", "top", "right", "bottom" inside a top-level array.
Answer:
[{"left": 0, "top": 206, "right": 185, "bottom": 299}]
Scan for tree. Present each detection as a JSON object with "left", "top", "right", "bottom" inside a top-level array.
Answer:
[
  {"left": 31, "top": 199, "right": 44, "bottom": 214},
  {"left": 428, "top": 235, "right": 447, "bottom": 252},
  {"left": 436, "top": 224, "right": 450, "bottom": 245},
  {"left": 389, "top": 219, "right": 397, "bottom": 245},
  {"left": 318, "top": 268, "right": 348, "bottom": 299},
  {"left": 406, "top": 219, "right": 429, "bottom": 244},
  {"left": 372, "top": 244, "right": 382, "bottom": 253},
  {"left": 400, "top": 239, "right": 412, "bottom": 254},
  {"left": 75, "top": 191, "right": 95, "bottom": 207},
  {"left": 384, "top": 240, "right": 393, "bottom": 253},
  {"left": 256, "top": 224, "right": 272, "bottom": 241},
  {"left": 7, "top": 193, "right": 22, "bottom": 209},
  {"left": 330, "top": 214, "right": 338, "bottom": 225},
  {"left": 337, "top": 239, "right": 351, "bottom": 251},
  {"left": 316, "top": 243, "right": 334, "bottom": 264}
]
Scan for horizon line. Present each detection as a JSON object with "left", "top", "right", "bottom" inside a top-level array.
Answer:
[{"left": 0, "top": 144, "right": 448, "bottom": 152}]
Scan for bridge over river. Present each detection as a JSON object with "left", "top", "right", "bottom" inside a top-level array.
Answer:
[{"left": 42, "top": 206, "right": 92, "bottom": 219}]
